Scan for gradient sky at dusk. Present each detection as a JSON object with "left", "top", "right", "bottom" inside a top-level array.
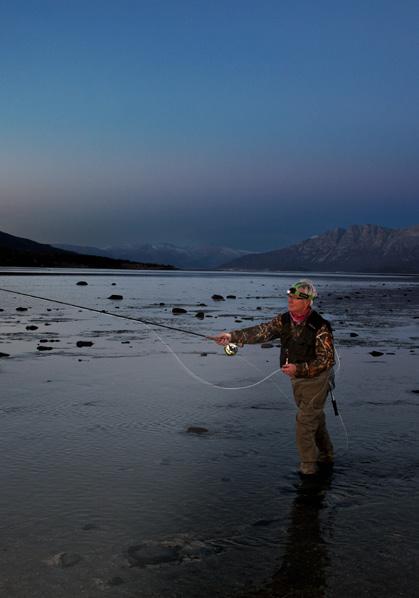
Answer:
[{"left": 1, "top": 1, "right": 418, "bottom": 251}]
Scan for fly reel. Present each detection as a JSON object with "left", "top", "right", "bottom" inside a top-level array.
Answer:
[{"left": 224, "top": 343, "right": 238, "bottom": 356}]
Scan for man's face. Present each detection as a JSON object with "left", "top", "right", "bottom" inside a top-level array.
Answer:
[{"left": 287, "top": 292, "right": 311, "bottom": 315}]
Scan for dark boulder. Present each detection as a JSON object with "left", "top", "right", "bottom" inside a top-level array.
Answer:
[
  {"left": 369, "top": 350, "right": 384, "bottom": 357},
  {"left": 187, "top": 426, "right": 209, "bottom": 435},
  {"left": 172, "top": 307, "right": 187, "bottom": 314},
  {"left": 211, "top": 294, "right": 225, "bottom": 301},
  {"left": 195, "top": 311, "right": 205, "bottom": 319},
  {"left": 108, "top": 294, "right": 123, "bottom": 300},
  {"left": 76, "top": 281, "right": 88, "bottom": 286},
  {"left": 76, "top": 341, "right": 94, "bottom": 348}
]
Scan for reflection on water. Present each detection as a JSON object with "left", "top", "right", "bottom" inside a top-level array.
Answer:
[{"left": 244, "top": 468, "right": 333, "bottom": 598}]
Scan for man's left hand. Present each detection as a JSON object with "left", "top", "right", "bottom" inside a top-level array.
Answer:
[{"left": 281, "top": 363, "right": 297, "bottom": 377}]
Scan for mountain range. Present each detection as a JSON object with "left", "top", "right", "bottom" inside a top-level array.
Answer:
[
  {"left": 222, "top": 224, "right": 419, "bottom": 273},
  {"left": 1, "top": 224, "right": 418, "bottom": 273},
  {"left": 54, "top": 242, "right": 254, "bottom": 270}
]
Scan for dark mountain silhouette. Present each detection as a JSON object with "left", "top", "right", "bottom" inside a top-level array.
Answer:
[
  {"left": 0, "top": 230, "right": 175, "bottom": 269},
  {"left": 220, "top": 224, "right": 419, "bottom": 273}
]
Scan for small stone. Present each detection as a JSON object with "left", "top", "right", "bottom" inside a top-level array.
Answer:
[
  {"left": 107, "top": 577, "right": 125, "bottom": 586},
  {"left": 211, "top": 294, "right": 225, "bottom": 301},
  {"left": 369, "top": 350, "right": 384, "bottom": 357},
  {"left": 195, "top": 311, "right": 205, "bottom": 319},
  {"left": 187, "top": 426, "right": 208, "bottom": 435},
  {"left": 76, "top": 281, "right": 88, "bottom": 286},
  {"left": 26, "top": 325, "right": 38, "bottom": 331},
  {"left": 76, "top": 341, "right": 94, "bottom": 348},
  {"left": 16, "top": 307, "right": 28, "bottom": 312},
  {"left": 200, "top": 352, "right": 208, "bottom": 357},
  {"left": 261, "top": 343, "right": 274, "bottom": 349},
  {"left": 127, "top": 543, "right": 180, "bottom": 567},
  {"left": 108, "top": 294, "right": 123, "bottom": 300},
  {"left": 47, "top": 552, "right": 81, "bottom": 568},
  {"left": 82, "top": 523, "right": 99, "bottom": 531},
  {"left": 226, "top": 295, "right": 236, "bottom": 299},
  {"left": 0, "top": 352, "right": 10, "bottom": 358},
  {"left": 172, "top": 307, "right": 187, "bottom": 314},
  {"left": 37, "top": 346, "right": 53, "bottom": 351},
  {"left": 349, "top": 332, "right": 359, "bottom": 337}
]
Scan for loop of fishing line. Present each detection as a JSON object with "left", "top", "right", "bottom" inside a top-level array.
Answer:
[
  {"left": 0, "top": 284, "right": 348, "bottom": 448},
  {"left": 0, "top": 286, "right": 284, "bottom": 390}
]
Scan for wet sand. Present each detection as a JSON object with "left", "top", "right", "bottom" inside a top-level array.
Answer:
[{"left": 0, "top": 271, "right": 418, "bottom": 597}]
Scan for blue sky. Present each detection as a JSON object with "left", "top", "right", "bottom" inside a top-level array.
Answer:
[{"left": 1, "top": 0, "right": 418, "bottom": 251}]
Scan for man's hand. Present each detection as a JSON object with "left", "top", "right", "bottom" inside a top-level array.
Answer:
[
  {"left": 208, "top": 333, "right": 232, "bottom": 346},
  {"left": 281, "top": 363, "right": 297, "bottom": 377}
]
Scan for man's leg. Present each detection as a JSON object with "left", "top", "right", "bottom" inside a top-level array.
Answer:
[
  {"left": 316, "top": 412, "right": 334, "bottom": 463},
  {"left": 292, "top": 370, "right": 332, "bottom": 475}
]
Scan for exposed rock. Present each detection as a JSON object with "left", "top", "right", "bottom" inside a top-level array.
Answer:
[
  {"left": 0, "top": 352, "right": 10, "bottom": 358},
  {"left": 195, "top": 311, "right": 205, "bottom": 319},
  {"left": 108, "top": 294, "right": 123, "bottom": 300},
  {"left": 126, "top": 543, "right": 180, "bottom": 567},
  {"left": 76, "top": 281, "right": 88, "bottom": 286},
  {"left": 76, "top": 341, "right": 94, "bottom": 347},
  {"left": 226, "top": 295, "right": 236, "bottom": 299},
  {"left": 369, "top": 350, "right": 384, "bottom": 357},
  {"left": 350, "top": 332, "right": 359, "bottom": 337},
  {"left": 37, "top": 346, "right": 53, "bottom": 351},
  {"left": 261, "top": 343, "right": 274, "bottom": 349},
  {"left": 82, "top": 523, "right": 99, "bottom": 530},
  {"left": 26, "top": 325, "right": 38, "bottom": 331},
  {"left": 46, "top": 552, "right": 81, "bottom": 568},
  {"left": 187, "top": 426, "right": 209, "bottom": 435},
  {"left": 211, "top": 294, "right": 225, "bottom": 301},
  {"left": 172, "top": 307, "right": 187, "bottom": 314},
  {"left": 107, "top": 577, "right": 125, "bottom": 586},
  {"left": 16, "top": 307, "right": 28, "bottom": 312}
]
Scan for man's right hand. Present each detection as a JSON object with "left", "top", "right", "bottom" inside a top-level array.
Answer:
[{"left": 208, "top": 333, "right": 232, "bottom": 346}]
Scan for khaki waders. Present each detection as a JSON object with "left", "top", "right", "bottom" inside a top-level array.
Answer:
[{"left": 291, "top": 368, "right": 334, "bottom": 474}]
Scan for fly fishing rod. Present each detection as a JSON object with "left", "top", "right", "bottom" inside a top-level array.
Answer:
[{"left": 0, "top": 286, "right": 239, "bottom": 355}]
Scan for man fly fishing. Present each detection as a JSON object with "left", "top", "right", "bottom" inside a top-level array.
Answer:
[{"left": 210, "top": 279, "right": 335, "bottom": 476}]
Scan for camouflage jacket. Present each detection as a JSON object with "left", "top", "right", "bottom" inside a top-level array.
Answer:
[{"left": 230, "top": 312, "right": 335, "bottom": 378}]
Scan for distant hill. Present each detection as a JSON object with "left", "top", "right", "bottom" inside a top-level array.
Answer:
[
  {"left": 220, "top": 224, "right": 419, "bottom": 273},
  {"left": 0, "top": 230, "right": 175, "bottom": 270},
  {"left": 54, "top": 242, "right": 254, "bottom": 269}
]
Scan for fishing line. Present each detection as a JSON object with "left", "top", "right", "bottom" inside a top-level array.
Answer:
[
  {"left": 0, "top": 286, "right": 284, "bottom": 391},
  {"left": 0, "top": 284, "right": 349, "bottom": 446}
]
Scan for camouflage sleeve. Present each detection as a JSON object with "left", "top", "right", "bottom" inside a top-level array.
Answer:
[
  {"left": 230, "top": 314, "right": 283, "bottom": 345},
  {"left": 294, "top": 324, "right": 335, "bottom": 378}
]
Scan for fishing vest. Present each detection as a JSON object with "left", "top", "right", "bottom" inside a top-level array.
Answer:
[{"left": 279, "top": 310, "right": 332, "bottom": 366}]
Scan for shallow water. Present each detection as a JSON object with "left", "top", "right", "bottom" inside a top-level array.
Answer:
[{"left": 0, "top": 270, "right": 418, "bottom": 597}]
